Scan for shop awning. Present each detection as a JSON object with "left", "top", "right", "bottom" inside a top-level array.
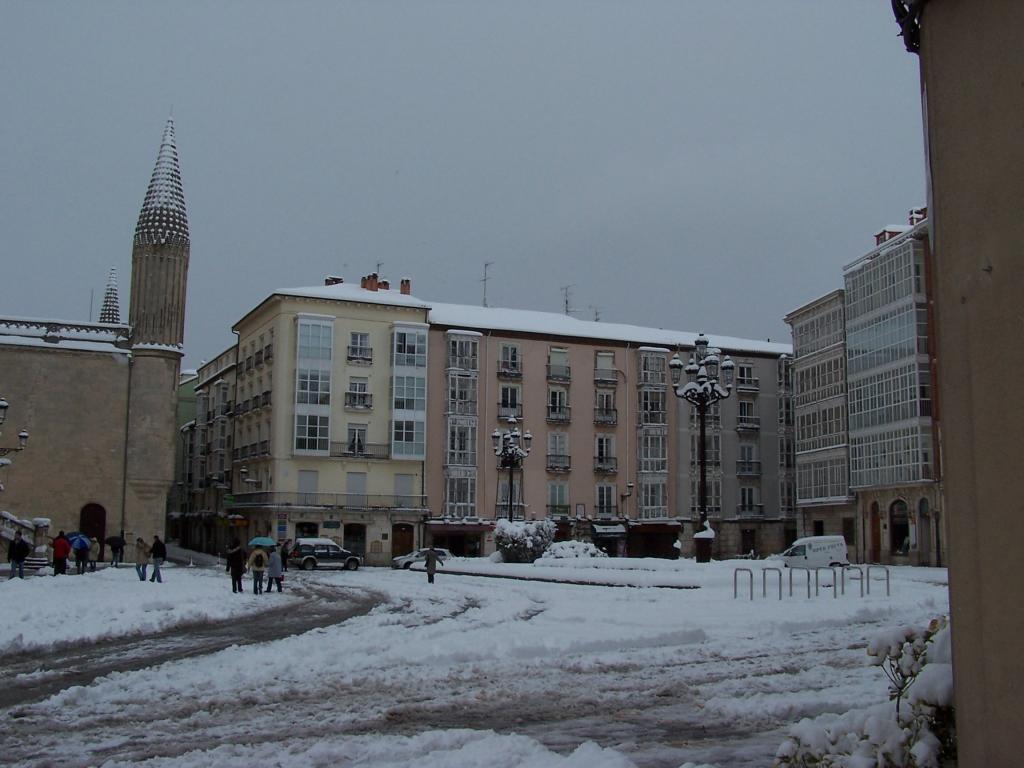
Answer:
[{"left": 592, "top": 523, "right": 626, "bottom": 536}]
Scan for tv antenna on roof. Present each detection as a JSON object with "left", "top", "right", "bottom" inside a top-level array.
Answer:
[
  {"left": 482, "top": 261, "right": 493, "bottom": 307},
  {"left": 561, "top": 284, "right": 575, "bottom": 316},
  {"left": 588, "top": 305, "right": 602, "bottom": 322}
]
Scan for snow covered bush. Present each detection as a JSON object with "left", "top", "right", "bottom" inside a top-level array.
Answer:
[
  {"left": 774, "top": 616, "right": 955, "bottom": 768},
  {"left": 539, "top": 541, "right": 608, "bottom": 560},
  {"left": 494, "top": 519, "right": 556, "bottom": 563}
]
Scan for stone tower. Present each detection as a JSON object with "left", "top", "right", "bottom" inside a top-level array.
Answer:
[
  {"left": 123, "top": 117, "right": 190, "bottom": 542},
  {"left": 99, "top": 267, "right": 121, "bottom": 324}
]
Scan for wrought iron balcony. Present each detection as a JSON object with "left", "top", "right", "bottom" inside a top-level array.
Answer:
[
  {"left": 593, "top": 368, "right": 618, "bottom": 385},
  {"left": 344, "top": 392, "right": 373, "bottom": 410},
  {"left": 329, "top": 441, "right": 390, "bottom": 459},
  {"left": 497, "top": 363, "right": 522, "bottom": 379},
  {"left": 546, "top": 454, "right": 571, "bottom": 472},
  {"left": 546, "top": 405, "right": 571, "bottom": 423},
  {"left": 547, "top": 504, "right": 572, "bottom": 518},
  {"left": 737, "top": 503, "right": 765, "bottom": 517},
  {"left": 347, "top": 346, "right": 373, "bottom": 363},
  {"left": 736, "top": 460, "right": 762, "bottom": 476},
  {"left": 547, "top": 364, "right": 571, "bottom": 382},
  {"left": 494, "top": 503, "right": 526, "bottom": 519},
  {"left": 594, "top": 407, "right": 617, "bottom": 425},
  {"left": 497, "top": 403, "right": 523, "bottom": 420},
  {"left": 737, "top": 415, "right": 761, "bottom": 430},
  {"left": 594, "top": 504, "right": 619, "bottom": 519},
  {"left": 735, "top": 376, "right": 760, "bottom": 391},
  {"left": 594, "top": 456, "right": 618, "bottom": 473}
]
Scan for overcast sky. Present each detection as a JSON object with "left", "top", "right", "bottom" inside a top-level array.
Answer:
[{"left": 0, "top": 2, "right": 924, "bottom": 368}]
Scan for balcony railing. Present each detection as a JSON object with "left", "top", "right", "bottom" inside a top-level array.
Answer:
[
  {"left": 594, "top": 504, "right": 619, "bottom": 518},
  {"left": 737, "top": 503, "right": 765, "bottom": 517},
  {"left": 593, "top": 368, "right": 618, "bottom": 385},
  {"left": 233, "top": 491, "right": 427, "bottom": 509},
  {"left": 494, "top": 503, "right": 526, "bottom": 519},
  {"left": 736, "top": 460, "right": 762, "bottom": 476},
  {"left": 736, "top": 376, "right": 760, "bottom": 391},
  {"left": 259, "top": 440, "right": 269, "bottom": 456},
  {"left": 261, "top": 391, "right": 272, "bottom": 407},
  {"left": 254, "top": 350, "right": 264, "bottom": 367},
  {"left": 546, "top": 454, "right": 571, "bottom": 472},
  {"left": 347, "top": 346, "right": 373, "bottom": 363},
  {"left": 737, "top": 415, "right": 761, "bottom": 430},
  {"left": 690, "top": 505, "right": 722, "bottom": 515},
  {"left": 329, "top": 441, "right": 390, "bottom": 459},
  {"left": 594, "top": 456, "right": 618, "bottom": 473},
  {"left": 344, "top": 392, "right": 373, "bottom": 410},
  {"left": 547, "top": 364, "right": 571, "bottom": 382},
  {"left": 497, "top": 363, "right": 522, "bottom": 379},
  {"left": 594, "top": 407, "right": 617, "bottom": 425},
  {"left": 547, "top": 504, "right": 571, "bottom": 518},
  {"left": 498, "top": 403, "right": 523, "bottom": 420},
  {"left": 546, "top": 405, "right": 571, "bottom": 423}
]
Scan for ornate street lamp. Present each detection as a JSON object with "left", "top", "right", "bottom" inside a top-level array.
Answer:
[
  {"left": 669, "top": 334, "right": 734, "bottom": 538},
  {"left": 492, "top": 416, "right": 532, "bottom": 522},
  {"left": 0, "top": 396, "right": 29, "bottom": 458}
]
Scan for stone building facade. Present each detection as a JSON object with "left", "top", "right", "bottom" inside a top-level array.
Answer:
[{"left": 0, "top": 118, "right": 189, "bottom": 558}]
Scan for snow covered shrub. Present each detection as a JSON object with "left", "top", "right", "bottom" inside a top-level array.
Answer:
[
  {"left": 539, "top": 541, "right": 608, "bottom": 560},
  {"left": 774, "top": 616, "right": 955, "bottom": 768},
  {"left": 494, "top": 519, "right": 556, "bottom": 563}
]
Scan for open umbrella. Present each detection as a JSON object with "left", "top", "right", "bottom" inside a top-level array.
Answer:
[
  {"left": 248, "top": 536, "right": 276, "bottom": 548},
  {"left": 67, "top": 532, "right": 91, "bottom": 550}
]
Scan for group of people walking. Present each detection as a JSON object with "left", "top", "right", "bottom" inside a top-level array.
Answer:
[
  {"left": 225, "top": 539, "right": 288, "bottom": 595},
  {"left": 132, "top": 535, "right": 167, "bottom": 582}
]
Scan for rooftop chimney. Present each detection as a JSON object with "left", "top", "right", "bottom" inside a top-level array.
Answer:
[
  {"left": 324, "top": 276, "right": 344, "bottom": 286},
  {"left": 909, "top": 206, "right": 928, "bottom": 225},
  {"left": 379, "top": 279, "right": 390, "bottom": 290},
  {"left": 368, "top": 273, "right": 379, "bottom": 291},
  {"left": 400, "top": 278, "right": 411, "bottom": 295}
]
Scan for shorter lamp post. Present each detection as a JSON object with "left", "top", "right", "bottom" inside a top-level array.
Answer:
[
  {"left": 669, "top": 335, "right": 734, "bottom": 556},
  {"left": 0, "top": 396, "right": 30, "bottom": 458},
  {"left": 492, "top": 417, "right": 532, "bottom": 522}
]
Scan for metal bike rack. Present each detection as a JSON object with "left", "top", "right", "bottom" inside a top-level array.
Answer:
[
  {"left": 733, "top": 567, "right": 754, "bottom": 600},
  {"left": 788, "top": 566, "right": 812, "bottom": 598},
  {"left": 762, "top": 567, "right": 783, "bottom": 600},
  {"left": 814, "top": 566, "right": 838, "bottom": 599},
  {"left": 842, "top": 565, "right": 865, "bottom": 597},
  {"left": 866, "top": 565, "right": 891, "bottom": 596}
]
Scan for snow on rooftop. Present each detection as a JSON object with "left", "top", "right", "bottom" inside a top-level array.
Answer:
[{"left": 274, "top": 283, "right": 791, "bottom": 356}]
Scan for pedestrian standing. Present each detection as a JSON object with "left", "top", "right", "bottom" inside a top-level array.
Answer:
[
  {"left": 266, "top": 547, "right": 283, "bottom": 593},
  {"left": 225, "top": 539, "right": 247, "bottom": 594},
  {"left": 247, "top": 547, "right": 268, "bottom": 594},
  {"left": 7, "top": 531, "right": 31, "bottom": 579},
  {"left": 135, "top": 537, "right": 151, "bottom": 581},
  {"left": 110, "top": 535, "right": 125, "bottom": 568},
  {"left": 424, "top": 545, "right": 444, "bottom": 584},
  {"left": 88, "top": 537, "right": 100, "bottom": 572},
  {"left": 52, "top": 531, "right": 70, "bottom": 576},
  {"left": 150, "top": 535, "right": 167, "bottom": 583},
  {"left": 73, "top": 537, "right": 89, "bottom": 575},
  {"left": 280, "top": 539, "right": 292, "bottom": 572}
]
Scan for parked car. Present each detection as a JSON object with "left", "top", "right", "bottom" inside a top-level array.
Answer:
[
  {"left": 392, "top": 547, "right": 453, "bottom": 570},
  {"left": 777, "top": 536, "right": 850, "bottom": 569},
  {"left": 287, "top": 538, "right": 361, "bottom": 571}
]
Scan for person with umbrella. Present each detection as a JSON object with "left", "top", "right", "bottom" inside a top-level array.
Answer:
[
  {"left": 52, "top": 531, "right": 71, "bottom": 576},
  {"left": 7, "top": 530, "right": 31, "bottom": 579},
  {"left": 106, "top": 534, "right": 126, "bottom": 568},
  {"left": 134, "top": 537, "right": 151, "bottom": 581},
  {"left": 225, "top": 539, "right": 247, "bottom": 594},
  {"left": 247, "top": 545, "right": 268, "bottom": 594},
  {"left": 70, "top": 533, "right": 90, "bottom": 575},
  {"left": 150, "top": 535, "right": 167, "bottom": 583}
]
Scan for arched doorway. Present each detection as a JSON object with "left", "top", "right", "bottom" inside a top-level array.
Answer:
[
  {"left": 391, "top": 523, "right": 414, "bottom": 558},
  {"left": 79, "top": 504, "right": 107, "bottom": 559},
  {"left": 890, "top": 499, "right": 909, "bottom": 555},
  {"left": 918, "top": 498, "right": 932, "bottom": 564},
  {"left": 869, "top": 502, "right": 881, "bottom": 563},
  {"left": 344, "top": 523, "right": 367, "bottom": 558}
]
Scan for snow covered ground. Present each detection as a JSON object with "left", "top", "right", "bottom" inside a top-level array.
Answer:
[{"left": 0, "top": 557, "right": 949, "bottom": 767}]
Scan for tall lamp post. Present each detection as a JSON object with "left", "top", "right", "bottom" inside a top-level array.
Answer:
[
  {"left": 669, "top": 335, "right": 734, "bottom": 539},
  {"left": 492, "top": 417, "right": 532, "bottom": 522}
]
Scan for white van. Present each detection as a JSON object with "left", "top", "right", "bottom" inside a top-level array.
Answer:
[{"left": 779, "top": 536, "right": 849, "bottom": 569}]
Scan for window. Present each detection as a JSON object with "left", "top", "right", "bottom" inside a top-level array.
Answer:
[
  {"left": 548, "top": 482, "right": 569, "bottom": 516},
  {"left": 448, "top": 375, "right": 476, "bottom": 415},
  {"left": 596, "top": 434, "right": 615, "bottom": 459},
  {"left": 447, "top": 422, "right": 476, "bottom": 466},
  {"left": 548, "top": 431, "right": 569, "bottom": 457},
  {"left": 640, "top": 480, "right": 666, "bottom": 518},
  {"left": 640, "top": 432, "right": 666, "bottom": 472},
  {"left": 639, "top": 352, "right": 666, "bottom": 383},
  {"left": 298, "top": 321, "right": 332, "bottom": 360},
  {"left": 639, "top": 390, "right": 666, "bottom": 422},
  {"left": 500, "top": 344, "right": 521, "bottom": 374},
  {"left": 295, "top": 414, "right": 329, "bottom": 452},
  {"left": 393, "top": 419, "right": 425, "bottom": 457},
  {"left": 296, "top": 370, "right": 331, "bottom": 405},
  {"left": 348, "top": 331, "right": 371, "bottom": 361},
  {"left": 740, "top": 486, "right": 757, "bottom": 510},
  {"left": 347, "top": 423, "right": 367, "bottom": 454},
  {"left": 448, "top": 337, "right": 478, "bottom": 370},
  {"left": 445, "top": 473, "right": 476, "bottom": 517},
  {"left": 394, "top": 330, "right": 427, "bottom": 367},
  {"left": 499, "top": 384, "right": 521, "bottom": 418},
  {"left": 596, "top": 484, "right": 616, "bottom": 516},
  {"left": 394, "top": 375, "right": 426, "bottom": 411}
]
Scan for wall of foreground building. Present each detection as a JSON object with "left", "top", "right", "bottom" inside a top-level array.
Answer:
[{"left": 918, "top": 1, "right": 1024, "bottom": 763}]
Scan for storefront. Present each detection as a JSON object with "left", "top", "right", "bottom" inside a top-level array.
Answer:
[
  {"left": 590, "top": 522, "right": 627, "bottom": 557},
  {"left": 425, "top": 520, "right": 494, "bottom": 556},
  {"left": 627, "top": 520, "right": 681, "bottom": 559}
]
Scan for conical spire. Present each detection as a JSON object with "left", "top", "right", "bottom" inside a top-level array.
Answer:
[
  {"left": 99, "top": 267, "right": 121, "bottom": 324},
  {"left": 134, "top": 116, "right": 189, "bottom": 247}
]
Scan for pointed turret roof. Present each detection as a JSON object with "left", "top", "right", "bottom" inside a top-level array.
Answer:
[
  {"left": 99, "top": 267, "right": 121, "bottom": 324},
  {"left": 134, "top": 116, "right": 189, "bottom": 247}
]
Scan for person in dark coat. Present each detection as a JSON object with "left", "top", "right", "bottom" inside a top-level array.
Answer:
[
  {"left": 225, "top": 539, "right": 247, "bottom": 594},
  {"left": 424, "top": 545, "right": 444, "bottom": 584},
  {"left": 73, "top": 536, "right": 90, "bottom": 575},
  {"left": 265, "top": 547, "right": 284, "bottom": 593},
  {"left": 8, "top": 531, "right": 31, "bottom": 579},
  {"left": 109, "top": 535, "right": 125, "bottom": 568},
  {"left": 52, "top": 531, "right": 71, "bottom": 576},
  {"left": 280, "top": 539, "right": 292, "bottom": 572},
  {"left": 150, "top": 535, "right": 167, "bottom": 583}
]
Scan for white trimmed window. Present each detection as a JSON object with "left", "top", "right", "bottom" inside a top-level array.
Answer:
[{"left": 295, "top": 414, "right": 329, "bottom": 452}]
